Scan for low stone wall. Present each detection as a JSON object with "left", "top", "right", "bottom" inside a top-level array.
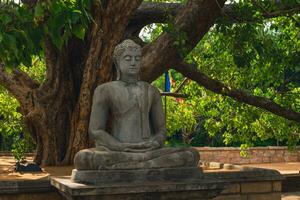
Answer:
[
  {"left": 214, "top": 180, "right": 281, "bottom": 200},
  {"left": 204, "top": 163, "right": 283, "bottom": 200},
  {"left": 196, "top": 146, "right": 300, "bottom": 164}
]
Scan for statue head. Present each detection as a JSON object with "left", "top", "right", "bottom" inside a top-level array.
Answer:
[{"left": 113, "top": 39, "right": 142, "bottom": 80}]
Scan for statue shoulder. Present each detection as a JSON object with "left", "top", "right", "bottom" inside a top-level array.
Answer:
[
  {"left": 148, "top": 83, "right": 161, "bottom": 96},
  {"left": 138, "top": 81, "right": 159, "bottom": 91},
  {"left": 94, "top": 81, "right": 120, "bottom": 95},
  {"left": 138, "top": 81, "right": 161, "bottom": 98}
]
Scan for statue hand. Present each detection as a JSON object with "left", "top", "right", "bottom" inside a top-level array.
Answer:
[
  {"left": 150, "top": 134, "right": 165, "bottom": 147},
  {"left": 97, "top": 139, "right": 160, "bottom": 152},
  {"left": 123, "top": 140, "right": 160, "bottom": 152},
  {"left": 145, "top": 140, "right": 160, "bottom": 149}
]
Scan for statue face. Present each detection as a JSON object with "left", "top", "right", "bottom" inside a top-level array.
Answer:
[{"left": 118, "top": 49, "right": 142, "bottom": 76}]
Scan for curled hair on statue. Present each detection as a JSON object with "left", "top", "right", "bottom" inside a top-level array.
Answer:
[{"left": 113, "top": 39, "right": 142, "bottom": 80}]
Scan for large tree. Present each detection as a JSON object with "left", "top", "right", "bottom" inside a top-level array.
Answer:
[{"left": 0, "top": 0, "right": 299, "bottom": 165}]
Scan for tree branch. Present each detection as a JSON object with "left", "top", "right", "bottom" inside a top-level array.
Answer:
[
  {"left": 223, "top": 2, "right": 300, "bottom": 23},
  {"left": 174, "top": 77, "right": 189, "bottom": 93},
  {"left": 161, "top": 92, "right": 188, "bottom": 98},
  {"left": 11, "top": 69, "right": 40, "bottom": 90},
  {"left": 0, "top": 63, "right": 39, "bottom": 103},
  {"left": 173, "top": 62, "right": 300, "bottom": 123},
  {"left": 128, "top": 1, "right": 300, "bottom": 35},
  {"left": 141, "top": 0, "right": 226, "bottom": 82}
]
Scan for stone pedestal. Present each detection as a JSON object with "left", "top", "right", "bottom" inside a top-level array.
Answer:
[
  {"left": 51, "top": 177, "right": 226, "bottom": 200},
  {"left": 51, "top": 167, "right": 227, "bottom": 200},
  {"left": 71, "top": 167, "right": 203, "bottom": 185}
]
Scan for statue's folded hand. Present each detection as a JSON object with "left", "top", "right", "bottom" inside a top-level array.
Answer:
[
  {"left": 121, "top": 141, "right": 160, "bottom": 152},
  {"left": 106, "top": 141, "right": 154, "bottom": 152}
]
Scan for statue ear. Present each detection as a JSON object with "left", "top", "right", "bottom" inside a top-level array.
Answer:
[{"left": 113, "top": 58, "right": 121, "bottom": 80}]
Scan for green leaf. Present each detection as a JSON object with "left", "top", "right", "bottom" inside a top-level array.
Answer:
[
  {"left": 4, "top": 34, "right": 18, "bottom": 56},
  {"left": 51, "top": 34, "right": 64, "bottom": 50},
  {"left": 0, "top": 15, "right": 12, "bottom": 25},
  {"left": 72, "top": 24, "right": 86, "bottom": 40},
  {"left": 70, "top": 10, "right": 82, "bottom": 22},
  {"left": 34, "top": 3, "right": 44, "bottom": 19}
]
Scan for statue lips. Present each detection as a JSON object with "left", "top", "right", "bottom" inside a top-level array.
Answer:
[{"left": 129, "top": 67, "right": 139, "bottom": 73}]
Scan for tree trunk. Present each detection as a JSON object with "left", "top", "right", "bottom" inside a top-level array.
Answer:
[
  {"left": 23, "top": 41, "right": 80, "bottom": 165},
  {"left": 20, "top": 0, "right": 143, "bottom": 165}
]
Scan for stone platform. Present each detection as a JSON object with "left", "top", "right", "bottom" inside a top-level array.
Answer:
[
  {"left": 51, "top": 176, "right": 227, "bottom": 200},
  {"left": 71, "top": 167, "right": 203, "bottom": 185},
  {"left": 51, "top": 167, "right": 226, "bottom": 200}
]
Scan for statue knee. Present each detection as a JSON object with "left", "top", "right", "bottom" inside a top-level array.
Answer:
[
  {"left": 74, "top": 149, "right": 94, "bottom": 170},
  {"left": 178, "top": 148, "right": 200, "bottom": 167}
]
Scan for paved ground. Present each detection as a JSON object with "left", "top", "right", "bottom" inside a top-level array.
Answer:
[
  {"left": 243, "top": 162, "right": 300, "bottom": 175},
  {"left": 243, "top": 163, "right": 300, "bottom": 200}
]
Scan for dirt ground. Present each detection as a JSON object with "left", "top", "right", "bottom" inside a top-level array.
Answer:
[{"left": 0, "top": 156, "right": 73, "bottom": 180}]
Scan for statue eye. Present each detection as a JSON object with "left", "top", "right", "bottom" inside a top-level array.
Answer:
[
  {"left": 135, "top": 56, "right": 141, "bottom": 61},
  {"left": 124, "top": 55, "right": 132, "bottom": 61}
]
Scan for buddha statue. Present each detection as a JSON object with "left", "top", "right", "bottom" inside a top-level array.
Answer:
[{"left": 73, "top": 39, "right": 199, "bottom": 170}]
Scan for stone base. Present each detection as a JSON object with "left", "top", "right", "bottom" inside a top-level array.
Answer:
[
  {"left": 51, "top": 176, "right": 227, "bottom": 200},
  {"left": 71, "top": 167, "right": 203, "bottom": 185}
]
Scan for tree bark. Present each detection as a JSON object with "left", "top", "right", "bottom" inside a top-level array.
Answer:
[
  {"left": 2, "top": 0, "right": 143, "bottom": 166},
  {"left": 128, "top": 1, "right": 300, "bottom": 35}
]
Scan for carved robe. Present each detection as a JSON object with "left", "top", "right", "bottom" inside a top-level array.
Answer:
[{"left": 89, "top": 80, "right": 165, "bottom": 147}]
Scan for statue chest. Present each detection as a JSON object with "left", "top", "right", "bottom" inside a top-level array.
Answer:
[
  {"left": 108, "top": 83, "right": 153, "bottom": 142},
  {"left": 110, "top": 83, "right": 151, "bottom": 115}
]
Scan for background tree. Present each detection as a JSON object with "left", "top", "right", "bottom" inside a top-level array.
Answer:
[
  {"left": 149, "top": 9, "right": 300, "bottom": 149},
  {"left": 0, "top": 59, "right": 43, "bottom": 158},
  {"left": 0, "top": 0, "right": 299, "bottom": 165}
]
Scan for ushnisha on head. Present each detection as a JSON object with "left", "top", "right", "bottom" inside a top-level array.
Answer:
[{"left": 113, "top": 39, "right": 142, "bottom": 80}]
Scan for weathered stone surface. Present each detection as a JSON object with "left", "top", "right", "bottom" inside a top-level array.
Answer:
[
  {"left": 51, "top": 176, "right": 227, "bottom": 200},
  {"left": 247, "top": 192, "right": 281, "bottom": 200},
  {"left": 213, "top": 194, "right": 247, "bottom": 200},
  {"left": 0, "top": 179, "right": 51, "bottom": 194},
  {"left": 241, "top": 181, "right": 272, "bottom": 193},
  {"left": 273, "top": 181, "right": 282, "bottom": 192},
  {"left": 205, "top": 167, "right": 283, "bottom": 182},
  {"left": 282, "top": 175, "right": 300, "bottom": 192},
  {"left": 220, "top": 183, "right": 240, "bottom": 194},
  {"left": 71, "top": 167, "right": 203, "bottom": 185},
  {"left": 74, "top": 39, "right": 199, "bottom": 171}
]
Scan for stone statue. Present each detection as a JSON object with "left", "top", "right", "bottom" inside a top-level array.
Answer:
[{"left": 74, "top": 39, "right": 199, "bottom": 170}]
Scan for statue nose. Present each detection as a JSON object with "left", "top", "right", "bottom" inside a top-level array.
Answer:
[{"left": 131, "top": 60, "right": 136, "bottom": 66}]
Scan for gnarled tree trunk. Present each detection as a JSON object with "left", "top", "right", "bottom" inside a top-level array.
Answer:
[{"left": 21, "top": 0, "right": 143, "bottom": 165}]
